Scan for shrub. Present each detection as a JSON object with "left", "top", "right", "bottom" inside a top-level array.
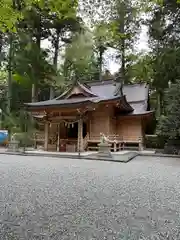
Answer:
[
  {"left": 157, "top": 80, "right": 180, "bottom": 139},
  {"left": 145, "top": 135, "right": 166, "bottom": 149},
  {"left": 15, "top": 132, "right": 34, "bottom": 147}
]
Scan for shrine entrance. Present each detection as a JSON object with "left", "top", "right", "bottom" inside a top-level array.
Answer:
[
  {"left": 67, "top": 122, "right": 87, "bottom": 139},
  {"left": 56, "top": 119, "right": 88, "bottom": 152}
]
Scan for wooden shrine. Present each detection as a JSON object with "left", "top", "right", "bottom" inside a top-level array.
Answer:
[{"left": 24, "top": 80, "right": 153, "bottom": 152}]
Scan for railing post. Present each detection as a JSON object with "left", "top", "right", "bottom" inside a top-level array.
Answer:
[
  {"left": 57, "top": 123, "right": 60, "bottom": 152},
  {"left": 138, "top": 137, "right": 144, "bottom": 151},
  {"left": 34, "top": 132, "right": 37, "bottom": 149},
  {"left": 44, "top": 122, "right": 49, "bottom": 151}
]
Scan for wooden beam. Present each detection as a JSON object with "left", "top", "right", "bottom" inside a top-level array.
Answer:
[
  {"left": 57, "top": 124, "right": 60, "bottom": 152},
  {"left": 48, "top": 116, "right": 77, "bottom": 121}
]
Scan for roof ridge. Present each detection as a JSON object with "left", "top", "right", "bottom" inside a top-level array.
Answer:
[
  {"left": 123, "top": 83, "right": 148, "bottom": 87},
  {"left": 77, "top": 82, "right": 98, "bottom": 97},
  {"left": 55, "top": 81, "right": 98, "bottom": 100},
  {"left": 87, "top": 80, "right": 149, "bottom": 87},
  {"left": 128, "top": 100, "right": 147, "bottom": 103}
]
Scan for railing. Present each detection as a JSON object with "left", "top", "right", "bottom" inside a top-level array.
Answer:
[
  {"left": 88, "top": 134, "right": 121, "bottom": 142},
  {"left": 87, "top": 134, "right": 144, "bottom": 152},
  {"left": 89, "top": 134, "right": 142, "bottom": 142}
]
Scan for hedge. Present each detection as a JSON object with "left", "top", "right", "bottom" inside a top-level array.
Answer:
[{"left": 145, "top": 135, "right": 166, "bottom": 149}]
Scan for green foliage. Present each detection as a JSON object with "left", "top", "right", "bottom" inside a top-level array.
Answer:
[
  {"left": 146, "top": 0, "right": 180, "bottom": 116},
  {"left": 151, "top": 48, "right": 180, "bottom": 92},
  {"left": 14, "top": 41, "right": 55, "bottom": 86},
  {"left": 0, "top": 0, "right": 78, "bottom": 32},
  {"left": 1, "top": 109, "right": 35, "bottom": 148},
  {"left": 63, "top": 30, "right": 99, "bottom": 82},
  {"left": 126, "top": 53, "right": 153, "bottom": 83},
  {"left": 109, "top": 0, "right": 141, "bottom": 83},
  {"left": 157, "top": 80, "right": 180, "bottom": 139},
  {"left": 110, "top": 0, "right": 140, "bottom": 49},
  {"left": 1, "top": 0, "right": 177, "bottom": 141},
  {"left": 145, "top": 135, "right": 166, "bottom": 149},
  {"left": 2, "top": 110, "right": 32, "bottom": 131}
]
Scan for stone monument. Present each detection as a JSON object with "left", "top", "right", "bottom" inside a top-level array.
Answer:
[
  {"left": 7, "top": 134, "right": 19, "bottom": 152},
  {"left": 98, "top": 133, "right": 112, "bottom": 159}
]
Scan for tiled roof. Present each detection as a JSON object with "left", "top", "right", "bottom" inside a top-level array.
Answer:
[
  {"left": 25, "top": 95, "right": 122, "bottom": 108},
  {"left": 88, "top": 81, "right": 150, "bottom": 115},
  {"left": 57, "top": 81, "right": 97, "bottom": 100},
  {"left": 89, "top": 81, "right": 149, "bottom": 103},
  {"left": 25, "top": 80, "right": 152, "bottom": 116}
]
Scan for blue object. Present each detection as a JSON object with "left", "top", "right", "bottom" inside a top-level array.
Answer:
[{"left": 0, "top": 131, "right": 8, "bottom": 144}]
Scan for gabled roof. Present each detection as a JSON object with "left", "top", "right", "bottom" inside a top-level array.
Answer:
[
  {"left": 88, "top": 81, "right": 151, "bottom": 115},
  {"left": 56, "top": 81, "right": 98, "bottom": 99},
  {"left": 25, "top": 80, "right": 152, "bottom": 116},
  {"left": 25, "top": 95, "right": 123, "bottom": 108},
  {"left": 89, "top": 81, "right": 149, "bottom": 103}
]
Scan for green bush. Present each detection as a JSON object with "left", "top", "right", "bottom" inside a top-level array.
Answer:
[
  {"left": 157, "top": 81, "right": 180, "bottom": 139},
  {"left": 13, "top": 132, "right": 34, "bottom": 147},
  {"left": 145, "top": 135, "right": 166, "bottom": 149}
]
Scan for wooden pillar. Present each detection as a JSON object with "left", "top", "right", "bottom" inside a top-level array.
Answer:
[
  {"left": 57, "top": 123, "right": 60, "bottom": 152},
  {"left": 44, "top": 122, "right": 49, "bottom": 151},
  {"left": 140, "top": 117, "right": 145, "bottom": 150},
  {"left": 77, "top": 118, "right": 84, "bottom": 152},
  {"left": 113, "top": 135, "right": 117, "bottom": 152}
]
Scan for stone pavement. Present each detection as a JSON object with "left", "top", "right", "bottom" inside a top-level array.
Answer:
[
  {"left": 0, "top": 147, "right": 156, "bottom": 162},
  {"left": 0, "top": 155, "right": 180, "bottom": 239}
]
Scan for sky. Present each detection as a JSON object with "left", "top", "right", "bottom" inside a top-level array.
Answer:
[
  {"left": 105, "top": 24, "right": 149, "bottom": 73},
  {"left": 42, "top": 24, "right": 149, "bottom": 74}
]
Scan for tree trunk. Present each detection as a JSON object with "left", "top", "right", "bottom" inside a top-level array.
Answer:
[
  {"left": 121, "top": 38, "right": 125, "bottom": 83},
  {"left": 31, "top": 84, "right": 37, "bottom": 103},
  {"left": 157, "top": 91, "right": 164, "bottom": 117},
  {"left": 33, "top": 15, "right": 41, "bottom": 103},
  {"left": 99, "top": 47, "right": 103, "bottom": 82},
  {"left": 157, "top": 93, "right": 160, "bottom": 117},
  {"left": 120, "top": 8, "right": 126, "bottom": 85},
  {"left": 6, "top": 33, "right": 13, "bottom": 114},
  {"left": 50, "top": 30, "right": 60, "bottom": 99},
  {"left": 160, "top": 91, "right": 164, "bottom": 115},
  {"left": 0, "top": 32, "right": 3, "bottom": 58}
]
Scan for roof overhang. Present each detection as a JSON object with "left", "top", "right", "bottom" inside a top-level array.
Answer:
[
  {"left": 115, "top": 95, "right": 134, "bottom": 112},
  {"left": 24, "top": 95, "right": 126, "bottom": 112},
  {"left": 117, "top": 110, "right": 154, "bottom": 119}
]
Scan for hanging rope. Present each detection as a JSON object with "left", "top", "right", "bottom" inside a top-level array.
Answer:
[
  {"left": 62, "top": 119, "right": 80, "bottom": 128},
  {"left": 47, "top": 118, "right": 81, "bottom": 128}
]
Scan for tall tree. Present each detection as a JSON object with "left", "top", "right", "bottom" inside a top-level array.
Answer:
[
  {"left": 110, "top": 0, "right": 140, "bottom": 84},
  {"left": 147, "top": 0, "right": 180, "bottom": 115},
  {"left": 48, "top": 15, "right": 82, "bottom": 99},
  {"left": 63, "top": 30, "right": 98, "bottom": 83},
  {"left": 157, "top": 80, "right": 180, "bottom": 139}
]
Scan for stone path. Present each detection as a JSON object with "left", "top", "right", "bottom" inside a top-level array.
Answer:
[{"left": 0, "top": 155, "right": 180, "bottom": 239}]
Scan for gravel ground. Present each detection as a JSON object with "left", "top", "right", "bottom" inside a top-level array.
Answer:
[{"left": 0, "top": 155, "right": 180, "bottom": 239}]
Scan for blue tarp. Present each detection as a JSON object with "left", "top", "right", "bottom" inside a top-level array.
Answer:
[{"left": 0, "top": 130, "right": 8, "bottom": 144}]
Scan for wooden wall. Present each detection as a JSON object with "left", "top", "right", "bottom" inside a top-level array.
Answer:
[
  {"left": 48, "top": 122, "right": 67, "bottom": 139},
  {"left": 89, "top": 105, "right": 114, "bottom": 138},
  {"left": 89, "top": 106, "right": 144, "bottom": 141},
  {"left": 116, "top": 117, "right": 143, "bottom": 141},
  {"left": 46, "top": 109, "right": 144, "bottom": 143}
]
